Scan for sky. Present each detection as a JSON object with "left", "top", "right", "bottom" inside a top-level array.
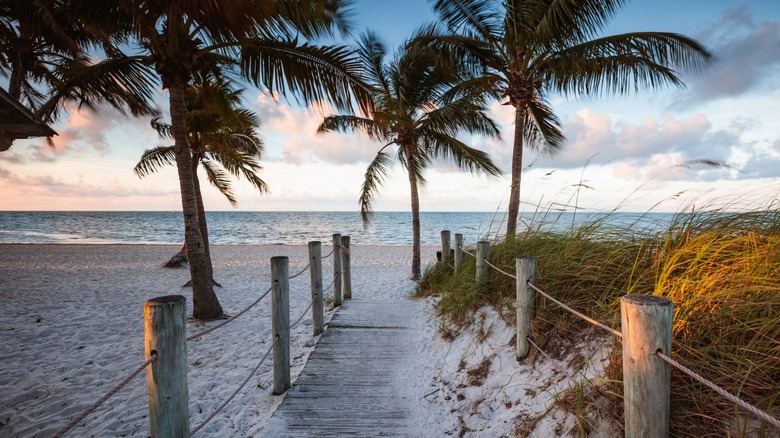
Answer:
[{"left": 1, "top": 0, "right": 780, "bottom": 213}]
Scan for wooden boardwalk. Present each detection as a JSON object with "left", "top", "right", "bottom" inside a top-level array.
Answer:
[{"left": 263, "top": 299, "right": 423, "bottom": 437}]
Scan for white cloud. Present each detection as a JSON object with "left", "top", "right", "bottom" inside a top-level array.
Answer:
[
  {"left": 253, "top": 92, "right": 381, "bottom": 166},
  {"left": 674, "top": 9, "right": 780, "bottom": 107}
]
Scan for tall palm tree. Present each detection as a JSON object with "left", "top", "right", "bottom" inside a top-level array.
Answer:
[
  {"left": 319, "top": 32, "right": 502, "bottom": 279},
  {"left": 48, "top": 0, "right": 372, "bottom": 319},
  {"left": 134, "top": 77, "right": 267, "bottom": 278},
  {"left": 424, "top": 0, "right": 714, "bottom": 235}
]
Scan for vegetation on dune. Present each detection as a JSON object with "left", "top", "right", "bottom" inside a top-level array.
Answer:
[{"left": 416, "top": 208, "right": 780, "bottom": 436}]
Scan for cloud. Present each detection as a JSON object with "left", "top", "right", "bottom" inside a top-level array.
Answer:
[
  {"left": 12, "top": 104, "right": 155, "bottom": 163},
  {"left": 673, "top": 8, "right": 780, "bottom": 107},
  {"left": 253, "top": 92, "right": 381, "bottom": 166},
  {"left": 0, "top": 165, "right": 177, "bottom": 200},
  {"left": 738, "top": 137, "right": 780, "bottom": 179}
]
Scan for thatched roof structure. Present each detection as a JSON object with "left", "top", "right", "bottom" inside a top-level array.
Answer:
[{"left": 0, "top": 88, "right": 57, "bottom": 151}]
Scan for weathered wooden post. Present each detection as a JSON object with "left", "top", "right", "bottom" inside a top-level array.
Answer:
[
  {"left": 332, "top": 234, "right": 342, "bottom": 307},
  {"left": 621, "top": 295, "right": 673, "bottom": 437},
  {"left": 515, "top": 257, "right": 536, "bottom": 360},
  {"left": 342, "top": 235, "right": 352, "bottom": 300},
  {"left": 475, "top": 241, "right": 490, "bottom": 283},
  {"left": 144, "top": 295, "right": 189, "bottom": 437},
  {"left": 441, "top": 230, "right": 451, "bottom": 264},
  {"left": 308, "top": 241, "right": 324, "bottom": 336},
  {"left": 271, "top": 256, "right": 290, "bottom": 395},
  {"left": 454, "top": 233, "right": 463, "bottom": 273}
]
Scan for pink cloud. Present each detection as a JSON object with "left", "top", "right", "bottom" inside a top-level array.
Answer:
[{"left": 253, "top": 92, "right": 380, "bottom": 165}]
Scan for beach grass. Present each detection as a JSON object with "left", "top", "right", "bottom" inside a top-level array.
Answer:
[{"left": 415, "top": 208, "right": 780, "bottom": 436}]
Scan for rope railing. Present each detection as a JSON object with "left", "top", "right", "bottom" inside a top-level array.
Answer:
[
  {"left": 51, "top": 353, "right": 158, "bottom": 438},
  {"left": 483, "top": 258, "right": 517, "bottom": 281},
  {"left": 436, "top": 230, "right": 779, "bottom": 433},
  {"left": 187, "top": 282, "right": 276, "bottom": 342},
  {"left": 191, "top": 299, "right": 316, "bottom": 436},
  {"left": 526, "top": 281, "right": 623, "bottom": 339},
  {"left": 45, "top": 234, "right": 351, "bottom": 438},
  {"left": 190, "top": 345, "right": 273, "bottom": 436},
  {"left": 289, "top": 262, "right": 311, "bottom": 280},
  {"left": 656, "top": 351, "right": 780, "bottom": 429}
]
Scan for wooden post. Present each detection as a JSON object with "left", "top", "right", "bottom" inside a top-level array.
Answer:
[
  {"left": 271, "top": 256, "right": 290, "bottom": 395},
  {"left": 475, "top": 241, "right": 490, "bottom": 283},
  {"left": 342, "top": 235, "right": 352, "bottom": 300},
  {"left": 332, "top": 234, "right": 342, "bottom": 307},
  {"left": 454, "top": 233, "right": 463, "bottom": 273},
  {"left": 515, "top": 257, "right": 536, "bottom": 360},
  {"left": 441, "top": 230, "right": 451, "bottom": 264},
  {"left": 144, "top": 295, "right": 189, "bottom": 437},
  {"left": 308, "top": 241, "right": 324, "bottom": 336},
  {"left": 621, "top": 294, "right": 673, "bottom": 437}
]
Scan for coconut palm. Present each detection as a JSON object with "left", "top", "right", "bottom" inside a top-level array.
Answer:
[
  {"left": 319, "top": 32, "right": 502, "bottom": 279},
  {"left": 424, "top": 0, "right": 714, "bottom": 235},
  {"left": 0, "top": 0, "right": 156, "bottom": 118},
  {"left": 134, "top": 77, "right": 267, "bottom": 277},
  {"left": 47, "top": 0, "right": 372, "bottom": 319}
]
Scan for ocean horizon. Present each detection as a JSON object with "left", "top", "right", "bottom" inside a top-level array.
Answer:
[{"left": 0, "top": 211, "right": 677, "bottom": 246}]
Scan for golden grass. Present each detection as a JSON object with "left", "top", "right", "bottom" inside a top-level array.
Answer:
[{"left": 416, "top": 209, "right": 780, "bottom": 436}]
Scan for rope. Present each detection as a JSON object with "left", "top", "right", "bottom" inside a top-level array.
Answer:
[
  {"left": 322, "top": 247, "right": 335, "bottom": 259},
  {"left": 483, "top": 258, "right": 516, "bottom": 280},
  {"left": 190, "top": 346, "right": 273, "bottom": 436},
  {"left": 290, "top": 301, "right": 314, "bottom": 329},
  {"left": 323, "top": 277, "right": 335, "bottom": 293},
  {"left": 289, "top": 262, "right": 311, "bottom": 280},
  {"left": 51, "top": 353, "right": 158, "bottom": 438},
  {"left": 527, "top": 281, "right": 623, "bottom": 338},
  {"left": 656, "top": 351, "right": 780, "bottom": 429},
  {"left": 462, "top": 248, "right": 477, "bottom": 258},
  {"left": 187, "top": 282, "right": 276, "bottom": 342}
]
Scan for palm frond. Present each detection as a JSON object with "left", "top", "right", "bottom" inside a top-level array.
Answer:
[
  {"left": 318, "top": 115, "right": 387, "bottom": 140},
  {"left": 240, "top": 37, "right": 374, "bottom": 115},
  {"left": 38, "top": 54, "right": 159, "bottom": 122},
  {"left": 360, "top": 148, "right": 393, "bottom": 224},
  {"left": 543, "top": 32, "right": 714, "bottom": 97},
  {"left": 201, "top": 158, "right": 237, "bottom": 205},
  {"left": 524, "top": 96, "right": 565, "bottom": 154},
  {"left": 133, "top": 145, "right": 175, "bottom": 178},
  {"left": 423, "top": 131, "right": 501, "bottom": 177},
  {"left": 432, "top": 0, "right": 503, "bottom": 40}
]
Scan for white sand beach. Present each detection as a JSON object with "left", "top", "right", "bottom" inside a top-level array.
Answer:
[{"left": 0, "top": 244, "right": 612, "bottom": 437}]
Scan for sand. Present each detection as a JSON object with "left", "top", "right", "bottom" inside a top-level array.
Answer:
[{"left": 0, "top": 244, "right": 611, "bottom": 437}]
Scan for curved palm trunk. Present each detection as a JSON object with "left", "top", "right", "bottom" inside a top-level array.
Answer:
[
  {"left": 404, "top": 146, "right": 422, "bottom": 280},
  {"left": 506, "top": 106, "right": 526, "bottom": 236},
  {"left": 190, "top": 151, "right": 214, "bottom": 281},
  {"left": 170, "top": 85, "right": 223, "bottom": 320}
]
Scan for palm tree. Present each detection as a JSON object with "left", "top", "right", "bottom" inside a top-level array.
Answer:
[
  {"left": 47, "top": 0, "right": 372, "bottom": 319},
  {"left": 424, "top": 0, "right": 714, "bottom": 235},
  {"left": 319, "top": 32, "right": 502, "bottom": 279},
  {"left": 134, "top": 77, "right": 267, "bottom": 277},
  {"left": 0, "top": 0, "right": 156, "bottom": 119}
]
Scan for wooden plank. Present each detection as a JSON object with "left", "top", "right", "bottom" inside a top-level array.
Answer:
[{"left": 263, "top": 299, "right": 423, "bottom": 436}]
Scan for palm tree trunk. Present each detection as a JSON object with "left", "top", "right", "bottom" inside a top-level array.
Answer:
[
  {"left": 169, "top": 85, "right": 223, "bottom": 320},
  {"left": 405, "top": 147, "right": 422, "bottom": 280},
  {"left": 506, "top": 106, "right": 526, "bottom": 236},
  {"left": 190, "top": 151, "right": 214, "bottom": 281}
]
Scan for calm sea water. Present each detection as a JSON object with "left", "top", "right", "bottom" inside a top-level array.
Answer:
[{"left": 0, "top": 211, "right": 676, "bottom": 246}]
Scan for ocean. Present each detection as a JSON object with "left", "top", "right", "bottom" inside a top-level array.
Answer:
[{"left": 0, "top": 211, "right": 677, "bottom": 246}]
